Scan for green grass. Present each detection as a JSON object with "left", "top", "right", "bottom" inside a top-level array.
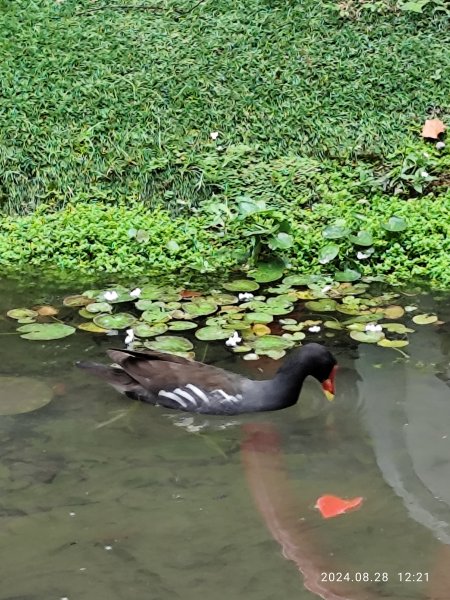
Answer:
[{"left": 1, "top": 0, "right": 449, "bottom": 212}]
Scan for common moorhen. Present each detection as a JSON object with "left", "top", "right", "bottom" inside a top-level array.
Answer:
[{"left": 77, "top": 343, "right": 337, "bottom": 415}]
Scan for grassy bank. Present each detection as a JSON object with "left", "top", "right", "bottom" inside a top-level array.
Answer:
[{"left": 1, "top": 0, "right": 449, "bottom": 285}]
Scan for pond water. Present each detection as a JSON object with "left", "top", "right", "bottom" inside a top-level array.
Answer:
[{"left": 0, "top": 278, "right": 449, "bottom": 600}]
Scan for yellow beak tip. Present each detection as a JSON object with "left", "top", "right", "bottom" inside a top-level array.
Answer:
[{"left": 324, "top": 390, "right": 335, "bottom": 402}]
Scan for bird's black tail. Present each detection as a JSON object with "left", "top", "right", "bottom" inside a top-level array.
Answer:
[{"left": 76, "top": 361, "right": 136, "bottom": 394}]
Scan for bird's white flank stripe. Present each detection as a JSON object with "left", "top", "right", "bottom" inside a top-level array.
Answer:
[
  {"left": 214, "top": 389, "right": 240, "bottom": 404},
  {"left": 173, "top": 388, "right": 198, "bottom": 406},
  {"left": 159, "top": 390, "right": 188, "bottom": 409},
  {"left": 186, "top": 384, "right": 210, "bottom": 404}
]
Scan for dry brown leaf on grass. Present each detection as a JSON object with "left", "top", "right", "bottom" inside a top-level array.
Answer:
[{"left": 422, "top": 119, "right": 446, "bottom": 140}]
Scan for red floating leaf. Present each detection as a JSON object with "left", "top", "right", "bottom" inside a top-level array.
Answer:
[
  {"left": 315, "top": 494, "right": 363, "bottom": 519},
  {"left": 180, "top": 290, "right": 202, "bottom": 298}
]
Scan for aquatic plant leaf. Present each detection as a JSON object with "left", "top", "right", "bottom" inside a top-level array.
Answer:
[
  {"left": 243, "top": 312, "right": 274, "bottom": 324},
  {"left": 349, "top": 330, "right": 384, "bottom": 343},
  {"left": 377, "top": 339, "right": 409, "bottom": 348},
  {"left": 210, "top": 292, "right": 238, "bottom": 305},
  {"left": 282, "top": 275, "right": 310, "bottom": 286},
  {"left": 195, "top": 326, "right": 231, "bottom": 341},
  {"left": 7, "top": 308, "right": 38, "bottom": 320},
  {"left": 334, "top": 269, "right": 361, "bottom": 282},
  {"left": 144, "top": 336, "right": 193, "bottom": 353},
  {"left": 35, "top": 305, "right": 59, "bottom": 317},
  {"left": 168, "top": 321, "right": 198, "bottom": 331},
  {"left": 0, "top": 376, "right": 53, "bottom": 415},
  {"left": 323, "top": 224, "right": 350, "bottom": 239},
  {"left": 282, "top": 331, "right": 305, "bottom": 341},
  {"left": 279, "top": 318, "right": 297, "bottom": 325},
  {"left": 318, "top": 243, "right": 339, "bottom": 264},
  {"left": 412, "top": 313, "right": 438, "bottom": 325},
  {"left": 315, "top": 495, "right": 363, "bottom": 519},
  {"left": 78, "top": 322, "right": 109, "bottom": 333},
  {"left": 281, "top": 324, "right": 305, "bottom": 332},
  {"left": 223, "top": 279, "right": 260, "bottom": 292},
  {"left": 63, "top": 295, "right": 92, "bottom": 307},
  {"left": 133, "top": 322, "right": 168, "bottom": 337},
  {"left": 268, "top": 232, "right": 294, "bottom": 250},
  {"left": 141, "top": 308, "right": 171, "bottom": 323},
  {"left": 305, "top": 299, "right": 338, "bottom": 312},
  {"left": 231, "top": 344, "right": 253, "bottom": 353},
  {"left": 382, "top": 216, "right": 407, "bottom": 232},
  {"left": 324, "top": 320, "right": 343, "bottom": 330},
  {"left": 252, "top": 324, "right": 271, "bottom": 336},
  {"left": 18, "top": 323, "right": 76, "bottom": 340},
  {"left": 85, "top": 302, "right": 112, "bottom": 314},
  {"left": 251, "top": 335, "right": 294, "bottom": 353},
  {"left": 265, "top": 350, "right": 286, "bottom": 360},
  {"left": 93, "top": 313, "right": 136, "bottom": 330},
  {"left": 383, "top": 305, "right": 405, "bottom": 319},
  {"left": 135, "top": 299, "right": 157, "bottom": 311},
  {"left": 82, "top": 289, "right": 103, "bottom": 299},
  {"left": 184, "top": 298, "right": 218, "bottom": 317},
  {"left": 380, "top": 322, "right": 414, "bottom": 333},
  {"left": 250, "top": 259, "right": 285, "bottom": 283},
  {"left": 79, "top": 308, "right": 95, "bottom": 319},
  {"left": 348, "top": 230, "right": 373, "bottom": 246}
]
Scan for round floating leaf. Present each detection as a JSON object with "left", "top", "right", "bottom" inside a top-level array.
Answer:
[
  {"left": 135, "top": 299, "right": 157, "bottom": 311},
  {"left": 184, "top": 298, "right": 218, "bottom": 318},
  {"left": 244, "top": 312, "right": 274, "bottom": 324},
  {"left": 195, "top": 326, "right": 231, "bottom": 341},
  {"left": 380, "top": 323, "right": 414, "bottom": 334},
  {"left": 282, "top": 275, "right": 309, "bottom": 286},
  {"left": 282, "top": 331, "right": 306, "bottom": 341},
  {"left": 82, "top": 289, "right": 103, "bottom": 299},
  {"left": 223, "top": 280, "right": 260, "bottom": 292},
  {"left": 78, "top": 322, "right": 109, "bottom": 333},
  {"left": 349, "top": 330, "right": 384, "bottom": 343},
  {"left": 144, "top": 336, "right": 193, "bottom": 353},
  {"left": 281, "top": 324, "right": 304, "bottom": 332},
  {"left": 384, "top": 305, "right": 405, "bottom": 319},
  {"left": 382, "top": 216, "right": 407, "bottom": 232},
  {"left": 250, "top": 259, "right": 285, "bottom": 283},
  {"left": 93, "top": 313, "right": 136, "bottom": 330},
  {"left": 63, "top": 295, "right": 92, "bottom": 307},
  {"left": 305, "top": 299, "right": 338, "bottom": 312},
  {"left": 18, "top": 323, "right": 76, "bottom": 341},
  {"left": 141, "top": 308, "right": 171, "bottom": 323},
  {"left": 251, "top": 335, "right": 294, "bottom": 354},
  {"left": 17, "top": 317, "right": 36, "bottom": 324},
  {"left": 133, "top": 322, "right": 168, "bottom": 337},
  {"left": 210, "top": 292, "right": 238, "bottom": 305},
  {"left": 35, "top": 305, "right": 59, "bottom": 317},
  {"left": 334, "top": 269, "right": 361, "bottom": 282},
  {"left": 348, "top": 230, "right": 373, "bottom": 247},
  {"left": 79, "top": 308, "right": 95, "bottom": 319},
  {"left": 265, "top": 350, "right": 287, "bottom": 360},
  {"left": 231, "top": 344, "right": 253, "bottom": 353},
  {"left": 412, "top": 313, "right": 438, "bottom": 325},
  {"left": 7, "top": 308, "right": 38, "bottom": 320},
  {"left": 279, "top": 318, "right": 297, "bottom": 325},
  {"left": 168, "top": 321, "right": 198, "bottom": 331},
  {"left": 86, "top": 302, "right": 112, "bottom": 314},
  {"left": 377, "top": 339, "right": 409, "bottom": 348},
  {"left": 324, "top": 321, "right": 343, "bottom": 330},
  {"left": 243, "top": 353, "right": 260, "bottom": 361},
  {"left": 0, "top": 376, "right": 53, "bottom": 415},
  {"left": 323, "top": 224, "right": 350, "bottom": 239},
  {"left": 318, "top": 243, "right": 339, "bottom": 264},
  {"left": 252, "top": 324, "right": 271, "bottom": 336}
]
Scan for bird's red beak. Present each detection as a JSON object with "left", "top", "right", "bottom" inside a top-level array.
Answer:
[{"left": 322, "top": 365, "right": 338, "bottom": 401}]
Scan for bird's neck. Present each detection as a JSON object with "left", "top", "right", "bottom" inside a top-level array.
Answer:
[{"left": 261, "top": 367, "right": 309, "bottom": 410}]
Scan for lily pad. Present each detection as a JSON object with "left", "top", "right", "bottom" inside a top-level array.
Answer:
[
  {"left": 223, "top": 280, "right": 260, "bottom": 292},
  {"left": 133, "top": 322, "right": 168, "bottom": 337},
  {"left": 7, "top": 308, "right": 38, "bottom": 320},
  {"left": 324, "top": 321, "right": 343, "bottom": 330},
  {"left": 305, "top": 299, "right": 338, "bottom": 312},
  {"left": 349, "top": 330, "right": 384, "bottom": 343},
  {"left": 210, "top": 292, "right": 238, "bottom": 305},
  {"left": 265, "top": 350, "right": 287, "bottom": 360},
  {"left": 144, "top": 336, "right": 193, "bottom": 353},
  {"left": 380, "top": 323, "right": 414, "bottom": 334},
  {"left": 252, "top": 324, "right": 271, "bottom": 336},
  {"left": 63, "top": 295, "right": 92, "bottom": 308},
  {"left": 168, "top": 321, "right": 198, "bottom": 331},
  {"left": 244, "top": 312, "right": 274, "bottom": 324},
  {"left": 36, "top": 305, "right": 59, "bottom": 317},
  {"left": 184, "top": 299, "right": 218, "bottom": 318},
  {"left": 250, "top": 259, "right": 285, "bottom": 283},
  {"left": 282, "top": 275, "right": 310, "bottom": 286},
  {"left": 195, "top": 326, "right": 231, "bottom": 341},
  {"left": 382, "top": 216, "right": 407, "bottom": 232},
  {"left": 384, "top": 305, "right": 405, "bottom": 319},
  {"left": 251, "top": 335, "right": 294, "bottom": 354},
  {"left": 377, "top": 339, "right": 409, "bottom": 348},
  {"left": 0, "top": 376, "right": 53, "bottom": 415},
  {"left": 141, "top": 308, "right": 171, "bottom": 323},
  {"left": 412, "top": 313, "right": 438, "bottom": 325},
  {"left": 78, "top": 322, "right": 109, "bottom": 333},
  {"left": 85, "top": 302, "right": 112, "bottom": 314},
  {"left": 18, "top": 323, "right": 76, "bottom": 340},
  {"left": 93, "top": 313, "right": 136, "bottom": 330},
  {"left": 334, "top": 269, "right": 361, "bottom": 282}
]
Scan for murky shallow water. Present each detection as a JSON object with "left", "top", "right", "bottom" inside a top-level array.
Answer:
[{"left": 0, "top": 279, "right": 449, "bottom": 600}]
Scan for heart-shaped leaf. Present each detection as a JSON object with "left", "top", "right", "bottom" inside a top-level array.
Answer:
[
  {"left": 250, "top": 259, "right": 285, "bottom": 283},
  {"left": 323, "top": 223, "right": 350, "bottom": 239},
  {"left": 243, "top": 312, "right": 274, "bottom": 324},
  {"left": 85, "top": 302, "right": 112, "bottom": 314},
  {"left": 318, "top": 243, "right": 339, "bottom": 264},
  {"left": 17, "top": 323, "right": 76, "bottom": 340},
  {"left": 349, "top": 330, "right": 384, "bottom": 343},
  {"left": 132, "top": 322, "right": 168, "bottom": 337},
  {"left": 377, "top": 339, "right": 409, "bottom": 348},
  {"left": 7, "top": 308, "right": 38, "bottom": 320},
  {"left": 144, "top": 336, "right": 193, "bottom": 353},
  {"left": 348, "top": 230, "right": 373, "bottom": 246},
  {"left": 93, "top": 313, "right": 136, "bottom": 330},
  {"left": 305, "top": 299, "right": 338, "bottom": 312},
  {"left": 382, "top": 216, "right": 407, "bottom": 232},
  {"left": 412, "top": 313, "right": 438, "bottom": 325},
  {"left": 335, "top": 269, "right": 361, "bottom": 282},
  {"left": 195, "top": 326, "right": 231, "bottom": 341},
  {"left": 168, "top": 321, "right": 198, "bottom": 331},
  {"left": 63, "top": 295, "right": 92, "bottom": 308},
  {"left": 223, "top": 280, "right": 260, "bottom": 292}
]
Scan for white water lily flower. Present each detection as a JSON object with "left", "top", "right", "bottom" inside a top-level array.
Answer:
[
  {"left": 420, "top": 171, "right": 429, "bottom": 178},
  {"left": 357, "top": 251, "right": 371, "bottom": 260},
  {"left": 225, "top": 331, "right": 242, "bottom": 347},
  {"left": 238, "top": 292, "right": 254, "bottom": 301},
  {"left": 130, "top": 287, "right": 141, "bottom": 298},
  {"left": 436, "top": 141, "right": 445, "bottom": 150},
  {"left": 210, "top": 131, "right": 219, "bottom": 140},
  {"left": 103, "top": 290, "right": 118, "bottom": 301},
  {"left": 365, "top": 323, "right": 382, "bottom": 332},
  {"left": 124, "top": 328, "right": 135, "bottom": 345},
  {"left": 308, "top": 325, "right": 321, "bottom": 333}
]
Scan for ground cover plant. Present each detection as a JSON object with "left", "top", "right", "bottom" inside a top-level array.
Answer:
[{"left": 0, "top": 0, "right": 449, "bottom": 284}]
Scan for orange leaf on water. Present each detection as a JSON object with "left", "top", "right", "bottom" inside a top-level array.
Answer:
[
  {"left": 180, "top": 290, "right": 202, "bottom": 298},
  {"left": 315, "top": 494, "right": 363, "bottom": 519},
  {"left": 421, "top": 119, "right": 446, "bottom": 140}
]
